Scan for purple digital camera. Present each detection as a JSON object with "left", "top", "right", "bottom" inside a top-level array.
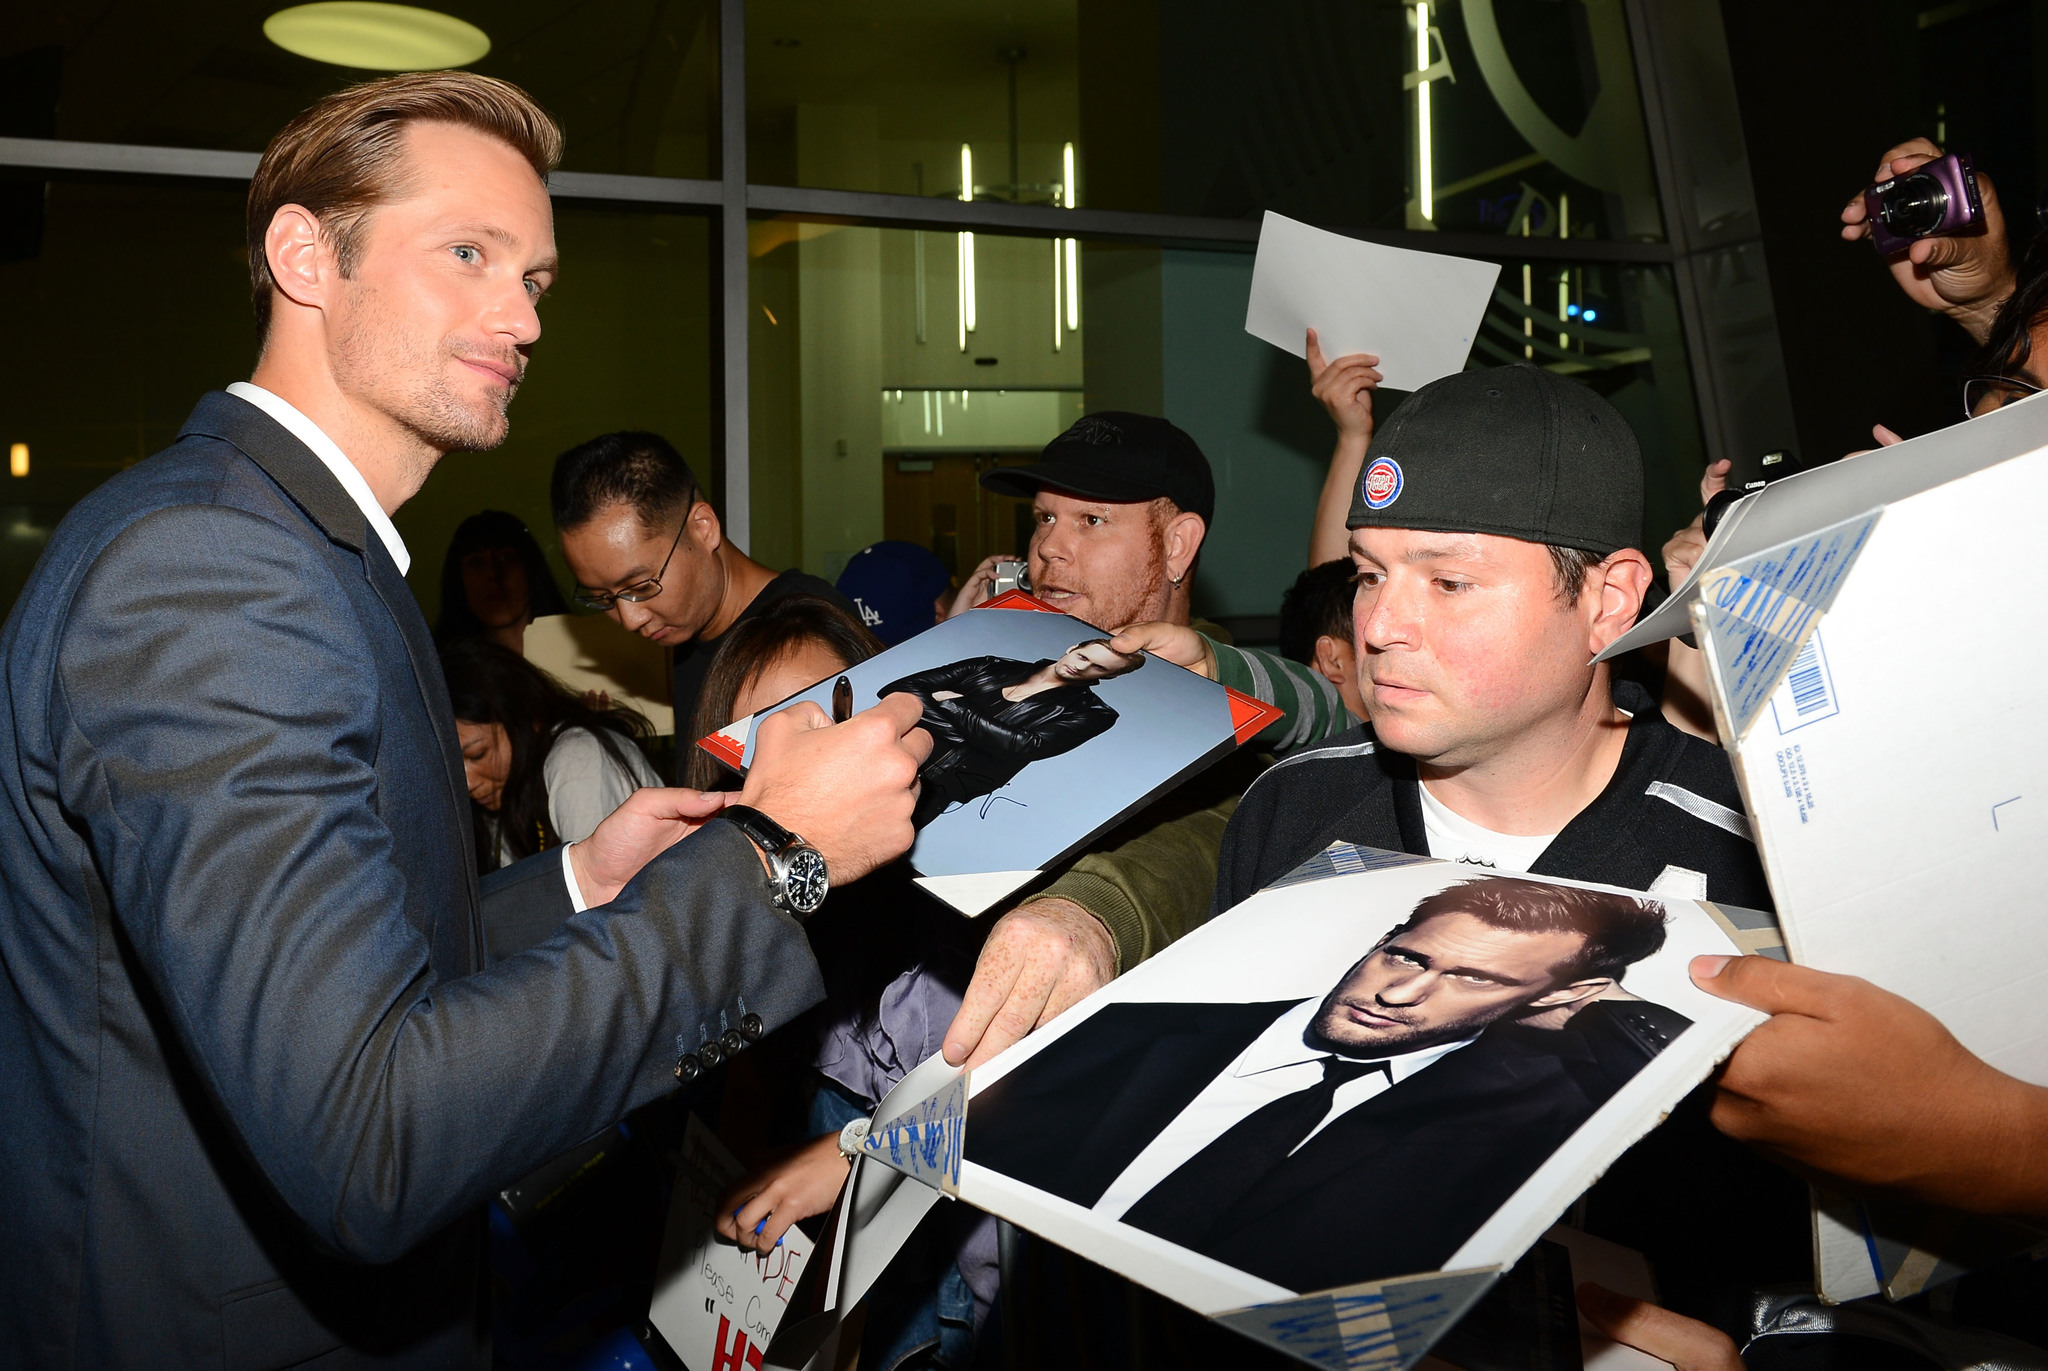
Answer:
[{"left": 1864, "top": 152, "right": 1984, "bottom": 255}]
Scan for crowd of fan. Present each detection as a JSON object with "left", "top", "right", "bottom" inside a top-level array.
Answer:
[{"left": 432, "top": 136, "right": 2048, "bottom": 1371}]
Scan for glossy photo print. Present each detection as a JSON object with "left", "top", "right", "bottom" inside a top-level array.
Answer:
[
  {"left": 698, "top": 594, "right": 1279, "bottom": 914},
  {"left": 938, "top": 853, "right": 1766, "bottom": 1362}
]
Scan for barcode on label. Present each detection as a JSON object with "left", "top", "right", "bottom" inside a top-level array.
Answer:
[{"left": 1770, "top": 631, "right": 1839, "bottom": 734}]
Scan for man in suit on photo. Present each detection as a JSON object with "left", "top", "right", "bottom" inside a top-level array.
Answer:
[
  {"left": 884, "top": 638, "right": 1143, "bottom": 827},
  {"left": 966, "top": 876, "right": 1689, "bottom": 1292},
  {"left": 0, "top": 74, "right": 928, "bottom": 1369}
]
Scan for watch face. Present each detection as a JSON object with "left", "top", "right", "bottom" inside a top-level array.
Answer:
[{"left": 783, "top": 847, "right": 830, "bottom": 915}]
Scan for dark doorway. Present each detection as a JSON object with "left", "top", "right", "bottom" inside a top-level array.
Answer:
[{"left": 882, "top": 452, "right": 1039, "bottom": 582}]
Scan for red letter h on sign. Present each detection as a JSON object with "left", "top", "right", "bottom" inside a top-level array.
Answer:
[{"left": 712, "top": 1315, "right": 764, "bottom": 1371}]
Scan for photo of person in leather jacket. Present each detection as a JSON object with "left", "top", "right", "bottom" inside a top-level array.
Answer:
[{"left": 882, "top": 639, "right": 1146, "bottom": 828}]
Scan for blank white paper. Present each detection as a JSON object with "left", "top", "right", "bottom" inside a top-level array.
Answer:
[{"left": 1243, "top": 211, "right": 1501, "bottom": 393}]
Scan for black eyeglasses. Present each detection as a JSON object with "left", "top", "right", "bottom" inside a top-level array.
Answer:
[
  {"left": 572, "top": 518, "right": 688, "bottom": 611},
  {"left": 1962, "top": 374, "right": 2042, "bottom": 419}
]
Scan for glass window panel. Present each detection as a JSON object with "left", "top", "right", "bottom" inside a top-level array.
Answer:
[
  {"left": 0, "top": 176, "right": 712, "bottom": 623},
  {"left": 744, "top": 0, "right": 1661, "bottom": 242},
  {"left": 3, "top": 2, "right": 717, "bottom": 177},
  {"left": 749, "top": 220, "right": 1700, "bottom": 624},
  {"left": 0, "top": 180, "right": 253, "bottom": 614},
  {"left": 749, "top": 219, "right": 1089, "bottom": 581},
  {"left": 1159, "top": 0, "right": 1663, "bottom": 240},
  {"left": 745, "top": 0, "right": 1081, "bottom": 203}
]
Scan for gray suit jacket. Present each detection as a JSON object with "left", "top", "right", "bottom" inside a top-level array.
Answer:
[{"left": 0, "top": 393, "right": 825, "bottom": 1369}]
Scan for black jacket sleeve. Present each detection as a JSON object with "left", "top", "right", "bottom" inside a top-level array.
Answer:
[{"left": 939, "top": 689, "right": 1117, "bottom": 762}]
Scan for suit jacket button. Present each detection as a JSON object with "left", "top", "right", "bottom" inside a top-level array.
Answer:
[
  {"left": 721, "top": 1029, "right": 745, "bottom": 1055},
  {"left": 674, "top": 1054, "right": 702, "bottom": 1083},
  {"left": 698, "top": 1040, "right": 726, "bottom": 1069},
  {"left": 740, "top": 1013, "right": 766, "bottom": 1042}
]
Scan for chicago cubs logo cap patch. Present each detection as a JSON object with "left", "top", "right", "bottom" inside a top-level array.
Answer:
[{"left": 1361, "top": 457, "right": 1403, "bottom": 510}]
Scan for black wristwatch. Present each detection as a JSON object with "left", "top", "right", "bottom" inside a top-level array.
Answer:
[{"left": 724, "top": 805, "right": 830, "bottom": 918}]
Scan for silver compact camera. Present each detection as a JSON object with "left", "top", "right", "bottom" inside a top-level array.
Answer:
[{"left": 991, "top": 559, "right": 1030, "bottom": 595}]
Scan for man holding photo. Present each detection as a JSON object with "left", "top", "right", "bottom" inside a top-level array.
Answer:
[{"left": 1206, "top": 364, "right": 1793, "bottom": 1310}]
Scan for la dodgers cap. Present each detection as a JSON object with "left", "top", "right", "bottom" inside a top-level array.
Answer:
[
  {"left": 981, "top": 412, "right": 1215, "bottom": 525},
  {"left": 1346, "top": 365, "right": 1643, "bottom": 556},
  {"left": 835, "top": 540, "right": 951, "bottom": 648}
]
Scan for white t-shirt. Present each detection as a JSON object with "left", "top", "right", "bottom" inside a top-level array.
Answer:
[
  {"left": 494, "top": 726, "right": 663, "bottom": 868},
  {"left": 1418, "top": 782, "right": 1556, "bottom": 874}
]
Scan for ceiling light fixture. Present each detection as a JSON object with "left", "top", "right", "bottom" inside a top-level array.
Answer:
[{"left": 264, "top": 3, "right": 490, "bottom": 72}]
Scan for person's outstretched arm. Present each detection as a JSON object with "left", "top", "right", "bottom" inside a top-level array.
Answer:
[
  {"left": 1107, "top": 622, "right": 1351, "bottom": 754},
  {"left": 1576, "top": 1285, "right": 1744, "bottom": 1371},
  {"left": 58, "top": 505, "right": 929, "bottom": 1262},
  {"left": 1693, "top": 953, "right": 2048, "bottom": 1220},
  {"left": 936, "top": 782, "right": 1241, "bottom": 1069}
]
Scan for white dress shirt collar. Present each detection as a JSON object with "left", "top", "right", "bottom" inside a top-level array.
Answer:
[
  {"left": 1233, "top": 998, "right": 1477, "bottom": 1086},
  {"left": 225, "top": 382, "right": 411, "bottom": 575}
]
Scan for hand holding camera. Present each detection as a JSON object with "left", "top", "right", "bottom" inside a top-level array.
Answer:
[
  {"left": 947, "top": 552, "right": 1025, "bottom": 619},
  {"left": 1842, "top": 137, "right": 2015, "bottom": 343}
]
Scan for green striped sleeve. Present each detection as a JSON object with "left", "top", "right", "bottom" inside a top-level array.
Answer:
[{"left": 1208, "top": 640, "right": 1350, "bottom": 754}]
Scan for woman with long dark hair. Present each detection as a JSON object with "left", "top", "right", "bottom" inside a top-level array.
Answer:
[
  {"left": 439, "top": 636, "right": 661, "bottom": 871},
  {"left": 435, "top": 510, "right": 570, "bottom": 654},
  {"left": 687, "top": 594, "right": 996, "bottom": 1371},
  {"left": 682, "top": 592, "right": 888, "bottom": 789}
]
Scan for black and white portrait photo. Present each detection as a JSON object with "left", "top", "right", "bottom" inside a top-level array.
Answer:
[{"left": 947, "top": 857, "right": 1765, "bottom": 1310}]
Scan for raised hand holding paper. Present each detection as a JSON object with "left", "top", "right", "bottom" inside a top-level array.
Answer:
[{"left": 1244, "top": 210, "right": 1500, "bottom": 391}]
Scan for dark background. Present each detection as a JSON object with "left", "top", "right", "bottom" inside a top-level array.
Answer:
[{"left": 1723, "top": 0, "right": 2045, "bottom": 464}]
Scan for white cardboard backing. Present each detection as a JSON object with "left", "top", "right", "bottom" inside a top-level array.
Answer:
[{"left": 1695, "top": 445, "right": 2048, "bottom": 1085}]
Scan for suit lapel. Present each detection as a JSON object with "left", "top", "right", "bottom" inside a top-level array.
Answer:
[
  {"left": 1057, "top": 1001, "right": 1298, "bottom": 1203},
  {"left": 183, "top": 391, "right": 372, "bottom": 556},
  {"left": 184, "top": 391, "right": 485, "bottom": 970},
  {"left": 362, "top": 539, "right": 485, "bottom": 968}
]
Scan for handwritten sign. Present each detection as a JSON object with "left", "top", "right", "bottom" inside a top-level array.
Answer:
[{"left": 649, "top": 1116, "right": 817, "bottom": 1371}]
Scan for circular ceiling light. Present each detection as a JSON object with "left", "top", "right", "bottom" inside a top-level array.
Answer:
[{"left": 264, "top": 3, "right": 490, "bottom": 71}]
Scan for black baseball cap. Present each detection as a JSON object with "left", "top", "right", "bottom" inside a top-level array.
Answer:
[
  {"left": 981, "top": 412, "right": 1215, "bottom": 525},
  {"left": 1346, "top": 365, "right": 1643, "bottom": 556}
]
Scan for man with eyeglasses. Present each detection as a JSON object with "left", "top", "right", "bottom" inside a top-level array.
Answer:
[{"left": 551, "top": 431, "right": 856, "bottom": 753}]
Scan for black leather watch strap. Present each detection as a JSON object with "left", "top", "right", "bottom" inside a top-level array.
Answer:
[{"left": 724, "top": 804, "right": 798, "bottom": 855}]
